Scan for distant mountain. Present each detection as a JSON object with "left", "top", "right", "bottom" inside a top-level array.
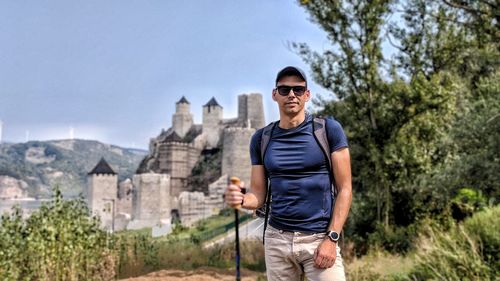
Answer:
[{"left": 0, "top": 139, "right": 147, "bottom": 198}]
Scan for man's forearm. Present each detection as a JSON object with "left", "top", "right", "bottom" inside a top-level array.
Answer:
[
  {"left": 329, "top": 185, "right": 352, "bottom": 232},
  {"left": 241, "top": 192, "right": 263, "bottom": 210}
]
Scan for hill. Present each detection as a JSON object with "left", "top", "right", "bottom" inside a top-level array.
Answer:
[{"left": 0, "top": 139, "right": 147, "bottom": 198}]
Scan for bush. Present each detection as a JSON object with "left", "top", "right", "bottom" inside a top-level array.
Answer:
[
  {"left": 450, "top": 188, "right": 488, "bottom": 221},
  {"left": 0, "top": 186, "right": 116, "bottom": 281},
  {"left": 409, "top": 205, "right": 499, "bottom": 280},
  {"left": 463, "top": 206, "right": 500, "bottom": 271},
  {"left": 368, "top": 224, "right": 417, "bottom": 254}
]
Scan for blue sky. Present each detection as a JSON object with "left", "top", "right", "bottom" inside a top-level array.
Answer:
[{"left": 0, "top": 1, "right": 330, "bottom": 149}]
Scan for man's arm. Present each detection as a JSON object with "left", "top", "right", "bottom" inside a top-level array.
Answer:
[
  {"left": 224, "top": 165, "right": 267, "bottom": 210},
  {"left": 314, "top": 147, "right": 352, "bottom": 268},
  {"left": 328, "top": 147, "right": 352, "bottom": 234}
]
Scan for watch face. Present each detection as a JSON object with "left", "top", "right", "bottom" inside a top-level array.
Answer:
[{"left": 328, "top": 231, "right": 340, "bottom": 241}]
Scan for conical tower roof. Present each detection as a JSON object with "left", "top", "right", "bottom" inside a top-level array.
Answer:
[
  {"left": 203, "top": 97, "right": 221, "bottom": 107},
  {"left": 176, "top": 96, "right": 190, "bottom": 104},
  {"left": 164, "top": 131, "right": 184, "bottom": 142},
  {"left": 88, "top": 157, "right": 116, "bottom": 175}
]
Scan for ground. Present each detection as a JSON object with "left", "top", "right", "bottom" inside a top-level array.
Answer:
[{"left": 119, "top": 267, "right": 266, "bottom": 281}]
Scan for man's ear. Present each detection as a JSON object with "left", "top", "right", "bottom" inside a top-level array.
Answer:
[
  {"left": 272, "top": 89, "right": 278, "bottom": 101},
  {"left": 304, "top": 89, "right": 311, "bottom": 102}
]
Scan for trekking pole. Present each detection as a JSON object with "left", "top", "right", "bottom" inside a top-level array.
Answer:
[{"left": 230, "top": 176, "right": 245, "bottom": 281}]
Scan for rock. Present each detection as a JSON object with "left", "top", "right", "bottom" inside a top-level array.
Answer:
[{"left": 0, "top": 176, "right": 29, "bottom": 199}]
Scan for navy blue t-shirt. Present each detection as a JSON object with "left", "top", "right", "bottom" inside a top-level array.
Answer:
[{"left": 250, "top": 114, "right": 348, "bottom": 233}]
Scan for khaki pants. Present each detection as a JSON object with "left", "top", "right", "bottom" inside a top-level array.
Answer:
[{"left": 264, "top": 225, "right": 346, "bottom": 281}]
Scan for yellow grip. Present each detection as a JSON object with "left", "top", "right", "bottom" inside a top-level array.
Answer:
[
  {"left": 230, "top": 176, "right": 242, "bottom": 209},
  {"left": 230, "top": 176, "right": 241, "bottom": 185}
]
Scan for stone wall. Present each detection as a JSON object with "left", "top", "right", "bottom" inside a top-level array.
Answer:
[
  {"left": 87, "top": 174, "right": 118, "bottom": 231},
  {"left": 117, "top": 178, "right": 133, "bottom": 215},
  {"left": 221, "top": 127, "right": 255, "bottom": 187},
  {"left": 178, "top": 191, "right": 208, "bottom": 226},
  {"left": 206, "top": 175, "right": 228, "bottom": 214},
  {"left": 130, "top": 173, "right": 170, "bottom": 229}
]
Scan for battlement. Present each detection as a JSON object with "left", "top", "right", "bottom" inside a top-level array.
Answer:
[
  {"left": 91, "top": 173, "right": 117, "bottom": 178},
  {"left": 163, "top": 141, "right": 197, "bottom": 148},
  {"left": 223, "top": 127, "right": 255, "bottom": 133}
]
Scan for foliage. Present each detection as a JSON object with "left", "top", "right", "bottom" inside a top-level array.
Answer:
[
  {"left": 368, "top": 223, "right": 417, "bottom": 254},
  {"left": 0, "top": 186, "right": 115, "bottom": 281},
  {"left": 296, "top": 0, "right": 500, "bottom": 256},
  {"left": 409, "top": 206, "right": 499, "bottom": 280},
  {"left": 450, "top": 188, "right": 488, "bottom": 220},
  {"left": 187, "top": 147, "right": 222, "bottom": 192}
]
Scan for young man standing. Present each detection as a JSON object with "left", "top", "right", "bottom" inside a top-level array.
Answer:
[{"left": 225, "top": 66, "right": 352, "bottom": 281}]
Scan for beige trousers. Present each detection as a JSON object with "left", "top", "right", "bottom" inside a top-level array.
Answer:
[{"left": 264, "top": 225, "right": 346, "bottom": 281}]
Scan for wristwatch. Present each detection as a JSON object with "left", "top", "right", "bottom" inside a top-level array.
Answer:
[{"left": 326, "top": 230, "right": 340, "bottom": 242}]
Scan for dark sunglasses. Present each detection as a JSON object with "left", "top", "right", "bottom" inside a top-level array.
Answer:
[{"left": 276, "top": 85, "right": 307, "bottom": 96}]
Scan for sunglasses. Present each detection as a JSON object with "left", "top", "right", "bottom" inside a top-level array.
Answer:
[{"left": 276, "top": 85, "right": 307, "bottom": 96}]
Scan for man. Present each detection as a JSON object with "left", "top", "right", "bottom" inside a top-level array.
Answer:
[{"left": 225, "top": 66, "right": 352, "bottom": 281}]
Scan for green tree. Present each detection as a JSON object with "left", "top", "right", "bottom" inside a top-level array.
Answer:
[
  {"left": 295, "top": 0, "right": 499, "bottom": 252},
  {"left": 296, "top": 0, "right": 458, "bottom": 230}
]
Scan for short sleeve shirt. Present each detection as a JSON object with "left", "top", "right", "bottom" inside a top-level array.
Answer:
[{"left": 249, "top": 114, "right": 348, "bottom": 233}]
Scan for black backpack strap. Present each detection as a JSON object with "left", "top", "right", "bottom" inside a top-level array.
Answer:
[
  {"left": 259, "top": 121, "right": 277, "bottom": 244},
  {"left": 312, "top": 116, "right": 337, "bottom": 196},
  {"left": 260, "top": 121, "right": 277, "bottom": 162}
]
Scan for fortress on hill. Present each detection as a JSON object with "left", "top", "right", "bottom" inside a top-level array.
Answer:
[{"left": 86, "top": 93, "right": 265, "bottom": 232}]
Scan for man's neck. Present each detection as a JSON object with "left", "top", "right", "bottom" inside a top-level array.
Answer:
[{"left": 278, "top": 111, "right": 306, "bottom": 129}]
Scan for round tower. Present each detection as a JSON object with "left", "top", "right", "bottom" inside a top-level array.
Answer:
[
  {"left": 221, "top": 127, "right": 255, "bottom": 186},
  {"left": 202, "top": 97, "right": 223, "bottom": 148},
  {"left": 172, "top": 96, "right": 193, "bottom": 138}
]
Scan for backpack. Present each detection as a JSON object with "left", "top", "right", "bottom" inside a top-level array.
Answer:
[{"left": 258, "top": 116, "right": 337, "bottom": 243}]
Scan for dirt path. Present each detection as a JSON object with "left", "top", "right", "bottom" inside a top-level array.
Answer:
[{"left": 119, "top": 267, "right": 266, "bottom": 281}]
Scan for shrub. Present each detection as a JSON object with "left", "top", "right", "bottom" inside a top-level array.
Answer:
[
  {"left": 450, "top": 188, "right": 488, "bottom": 221},
  {"left": 463, "top": 206, "right": 500, "bottom": 271},
  {"left": 409, "top": 205, "right": 499, "bottom": 280},
  {"left": 0, "top": 186, "right": 116, "bottom": 281}
]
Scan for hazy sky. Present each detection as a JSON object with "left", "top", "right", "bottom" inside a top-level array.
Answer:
[{"left": 0, "top": 1, "right": 330, "bottom": 149}]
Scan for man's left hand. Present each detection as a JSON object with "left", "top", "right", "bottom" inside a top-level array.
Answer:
[{"left": 313, "top": 239, "right": 337, "bottom": 268}]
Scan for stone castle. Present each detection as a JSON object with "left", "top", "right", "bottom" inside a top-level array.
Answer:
[{"left": 86, "top": 93, "right": 264, "bottom": 232}]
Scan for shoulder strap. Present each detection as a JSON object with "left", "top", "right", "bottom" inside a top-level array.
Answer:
[
  {"left": 312, "top": 116, "right": 337, "bottom": 196},
  {"left": 259, "top": 121, "right": 277, "bottom": 244},
  {"left": 260, "top": 121, "right": 278, "bottom": 163}
]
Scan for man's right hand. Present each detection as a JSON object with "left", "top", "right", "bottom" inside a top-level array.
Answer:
[{"left": 224, "top": 181, "right": 245, "bottom": 209}]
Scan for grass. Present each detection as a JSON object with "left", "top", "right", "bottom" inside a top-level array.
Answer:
[
  {"left": 346, "top": 249, "right": 415, "bottom": 280},
  {"left": 115, "top": 209, "right": 263, "bottom": 279}
]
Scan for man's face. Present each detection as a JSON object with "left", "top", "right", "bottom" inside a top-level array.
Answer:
[{"left": 273, "top": 75, "right": 310, "bottom": 115}]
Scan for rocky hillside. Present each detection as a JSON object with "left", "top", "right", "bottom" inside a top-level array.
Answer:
[{"left": 0, "top": 139, "right": 147, "bottom": 198}]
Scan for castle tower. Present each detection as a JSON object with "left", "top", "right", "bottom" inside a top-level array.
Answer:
[
  {"left": 221, "top": 127, "right": 255, "bottom": 186},
  {"left": 203, "top": 97, "right": 223, "bottom": 148},
  {"left": 172, "top": 96, "right": 193, "bottom": 138},
  {"left": 238, "top": 93, "right": 265, "bottom": 129},
  {"left": 87, "top": 158, "right": 118, "bottom": 232}
]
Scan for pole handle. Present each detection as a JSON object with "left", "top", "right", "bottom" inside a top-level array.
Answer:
[{"left": 230, "top": 176, "right": 245, "bottom": 209}]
